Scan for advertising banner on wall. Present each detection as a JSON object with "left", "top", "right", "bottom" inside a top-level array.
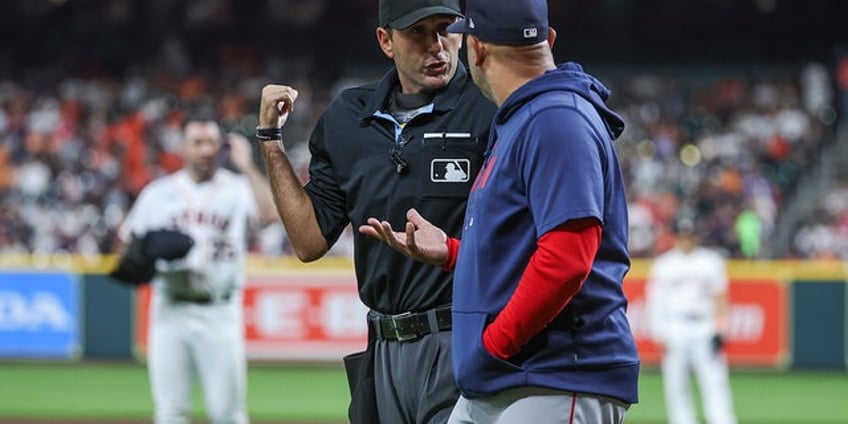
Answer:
[
  {"left": 624, "top": 278, "right": 789, "bottom": 367},
  {"left": 0, "top": 272, "right": 81, "bottom": 359},
  {"left": 135, "top": 272, "right": 368, "bottom": 361},
  {"left": 133, "top": 270, "right": 789, "bottom": 365}
]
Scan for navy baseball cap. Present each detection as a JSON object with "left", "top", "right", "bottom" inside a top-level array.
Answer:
[
  {"left": 447, "top": 0, "right": 549, "bottom": 46},
  {"left": 379, "top": 0, "right": 463, "bottom": 29}
]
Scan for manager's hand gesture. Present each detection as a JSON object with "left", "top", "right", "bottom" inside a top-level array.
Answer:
[{"left": 359, "top": 208, "right": 448, "bottom": 267}]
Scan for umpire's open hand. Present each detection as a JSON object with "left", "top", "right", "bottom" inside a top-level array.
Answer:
[{"left": 359, "top": 208, "right": 448, "bottom": 267}]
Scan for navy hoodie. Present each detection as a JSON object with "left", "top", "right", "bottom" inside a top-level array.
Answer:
[{"left": 452, "top": 62, "right": 640, "bottom": 404}]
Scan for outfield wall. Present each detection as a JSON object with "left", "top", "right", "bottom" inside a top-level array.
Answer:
[{"left": 1, "top": 255, "right": 846, "bottom": 370}]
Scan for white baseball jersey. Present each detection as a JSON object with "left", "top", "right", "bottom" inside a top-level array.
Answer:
[
  {"left": 121, "top": 168, "right": 257, "bottom": 424},
  {"left": 121, "top": 168, "right": 258, "bottom": 299},
  {"left": 646, "top": 247, "right": 737, "bottom": 424},
  {"left": 646, "top": 246, "right": 727, "bottom": 341}
]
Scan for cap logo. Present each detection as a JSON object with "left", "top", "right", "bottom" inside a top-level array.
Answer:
[{"left": 523, "top": 27, "right": 538, "bottom": 39}]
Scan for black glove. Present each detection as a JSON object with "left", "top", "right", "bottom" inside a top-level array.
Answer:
[
  {"left": 109, "top": 234, "right": 155, "bottom": 285},
  {"left": 711, "top": 333, "right": 725, "bottom": 353},
  {"left": 109, "top": 230, "right": 194, "bottom": 286},
  {"left": 143, "top": 230, "right": 194, "bottom": 260}
]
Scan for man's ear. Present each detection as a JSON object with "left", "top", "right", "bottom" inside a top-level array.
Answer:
[
  {"left": 547, "top": 27, "right": 557, "bottom": 49},
  {"left": 377, "top": 27, "right": 394, "bottom": 59},
  {"left": 468, "top": 35, "right": 487, "bottom": 67}
]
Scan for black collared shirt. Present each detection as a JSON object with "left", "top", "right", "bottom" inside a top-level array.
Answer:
[{"left": 304, "top": 63, "right": 497, "bottom": 313}]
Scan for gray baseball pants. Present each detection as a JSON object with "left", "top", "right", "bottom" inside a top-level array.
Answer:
[
  {"left": 374, "top": 331, "right": 458, "bottom": 424},
  {"left": 448, "top": 387, "right": 629, "bottom": 424}
]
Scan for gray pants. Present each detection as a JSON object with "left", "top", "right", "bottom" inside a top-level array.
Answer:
[
  {"left": 374, "top": 331, "right": 458, "bottom": 424},
  {"left": 448, "top": 387, "right": 629, "bottom": 424}
]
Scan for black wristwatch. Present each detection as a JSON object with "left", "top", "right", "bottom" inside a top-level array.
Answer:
[{"left": 255, "top": 127, "right": 283, "bottom": 141}]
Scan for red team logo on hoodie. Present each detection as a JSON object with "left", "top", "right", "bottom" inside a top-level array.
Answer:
[{"left": 471, "top": 156, "right": 496, "bottom": 192}]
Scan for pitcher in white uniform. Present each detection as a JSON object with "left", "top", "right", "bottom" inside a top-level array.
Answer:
[
  {"left": 119, "top": 116, "right": 277, "bottom": 424},
  {"left": 646, "top": 217, "right": 737, "bottom": 424}
]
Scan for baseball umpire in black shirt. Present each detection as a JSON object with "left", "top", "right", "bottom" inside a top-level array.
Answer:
[{"left": 256, "top": 0, "right": 496, "bottom": 422}]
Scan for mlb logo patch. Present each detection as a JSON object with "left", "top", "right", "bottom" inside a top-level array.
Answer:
[
  {"left": 431, "top": 159, "right": 471, "bottom": 183},
  {"left": 523, "top": 27, "right": 538, "bottom": 39}
]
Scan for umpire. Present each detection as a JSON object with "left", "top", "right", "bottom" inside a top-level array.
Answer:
[{"left": 256, "top": 0, "right": 496, "bottom": 422}]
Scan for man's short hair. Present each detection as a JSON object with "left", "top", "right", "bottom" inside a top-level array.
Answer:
[
  {"left": 182, "top": 110, "right": 218, "bottom": 129},
  {"left": 672, "top": 216, "right": 697, "bottom": 235}
]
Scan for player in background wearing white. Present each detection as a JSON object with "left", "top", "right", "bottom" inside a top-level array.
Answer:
[
  {"left": 646, "top": 217, "right": 737, "bottom": 424},
  {"left": 118, "top": 117, "right": 277, "bottom": 424}
]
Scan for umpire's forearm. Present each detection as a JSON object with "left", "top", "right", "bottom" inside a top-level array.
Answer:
[{"left": 259, "top": 141, "right": 329, "bottom": 261}]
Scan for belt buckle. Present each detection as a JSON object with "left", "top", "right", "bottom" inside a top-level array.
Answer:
[{"left": 390, "top": 312, "right": 417, "bottom": 342}]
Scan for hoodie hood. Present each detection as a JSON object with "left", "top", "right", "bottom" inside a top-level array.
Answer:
[{"left": 495, "top": 62, "right": 625, "bottom": 139}]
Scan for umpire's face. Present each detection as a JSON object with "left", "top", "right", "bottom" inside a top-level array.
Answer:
[
  {"left": 376, "top": 14, "right": 462, "bottom": 94},
  {"left": 182, "top": 121, "right": 223, "bottom": 182}
]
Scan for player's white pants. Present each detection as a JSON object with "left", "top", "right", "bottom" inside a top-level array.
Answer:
[
  {"left": 661, "top": 319, "right": 736, "bottom": 424},
  {"left": 148, "top": 294, "right": 249, "bottom": 424}
]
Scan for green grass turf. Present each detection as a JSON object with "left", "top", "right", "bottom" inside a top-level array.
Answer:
[
  {"left": 626, "top": 369, "right": 848, "bottom": 423},
  {"left": 0, "top": 362, "right": 846, "bottom": 423},
  {"left": 0, "top": 362, "right": 350, "bottom": 421}
]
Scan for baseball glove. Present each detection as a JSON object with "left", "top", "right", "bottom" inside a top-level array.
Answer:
[
  {"left": 109, "top": 230, "right": 195, "bottom": 285},
  {"left": 143, "top": 229, "right": 195, "bottom": 261},
  {"left": 109, "top": 234, "right": 155, "bottom": 285}
]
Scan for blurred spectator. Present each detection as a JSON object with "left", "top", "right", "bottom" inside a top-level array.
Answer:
[
  {"left": 837, "top": 56, "right": 848, "bottom": 131},
  {"left": 734, "top": 207, "right": 762, "bottom": 259},
  {"left": 792, "top": 180, "right": 848, "bottom": 259}
]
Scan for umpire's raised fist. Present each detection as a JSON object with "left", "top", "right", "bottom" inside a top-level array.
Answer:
[{"left": 259, "top": 85, "right": 299, "bottom": 129}]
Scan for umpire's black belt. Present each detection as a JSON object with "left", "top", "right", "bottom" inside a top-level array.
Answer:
[{"left": 370, "top": 305, "right": 452, "bottom": 342}]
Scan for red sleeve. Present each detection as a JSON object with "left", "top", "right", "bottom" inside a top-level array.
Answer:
[
  {"left": 482, "top": 217, "right": 602, "bottom": 360},
  {"left": 440, "top": 236, "right": 461, "bottom": 271}
]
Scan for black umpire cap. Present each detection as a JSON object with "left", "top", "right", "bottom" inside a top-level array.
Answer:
[{"left": 379, "top": 0, "right": 462, "bottom": 29}]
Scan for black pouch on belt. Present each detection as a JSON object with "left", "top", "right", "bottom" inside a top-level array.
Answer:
[{"left": 343, "top": 320, "right": 379, "bottom": 424}]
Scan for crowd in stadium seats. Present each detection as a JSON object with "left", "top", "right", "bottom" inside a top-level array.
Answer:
[
  {"left": 790, "top": 57, "right": 848, "bottom": 260},
  {"left": 603, "top": 63, "right": 838, "bottom": 258},
  {"left": 792, "top": 179, "right": 848, "bottom": 259},
  {"left": 0, "top": 44, "right": 344, "bottom": 257},
  {"left": 0, "top": 55, "right": 843, "bottom": 259}
]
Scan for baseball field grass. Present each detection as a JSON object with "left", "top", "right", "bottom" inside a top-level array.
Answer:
[{"left": 0, "top": 362, "right": 845, "bottom": 423}]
